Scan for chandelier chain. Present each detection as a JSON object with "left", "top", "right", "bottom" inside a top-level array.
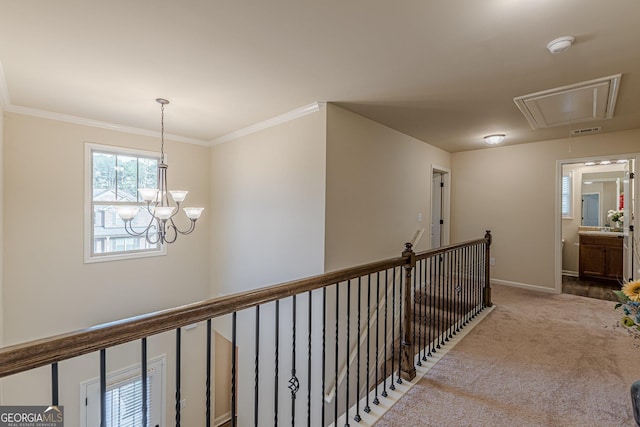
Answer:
[{"left": 160, "top": 102, "right": 165, "bottom": 163}]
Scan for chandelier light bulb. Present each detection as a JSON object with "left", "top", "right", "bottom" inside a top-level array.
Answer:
[{"left": 170, "top": 190, "right": 188, "bottom": 203}]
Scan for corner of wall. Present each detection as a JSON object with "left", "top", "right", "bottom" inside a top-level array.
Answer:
[{"left": 0, "top": 109, "right": 4, "bottom": 403}]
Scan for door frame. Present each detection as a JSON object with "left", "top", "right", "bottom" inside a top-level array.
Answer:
[
  {"left": 430, "top": 165, "right": 451, "bottom": 248},
  {"left": 555, "top": 154, "right": 639, "bottom": 293}
]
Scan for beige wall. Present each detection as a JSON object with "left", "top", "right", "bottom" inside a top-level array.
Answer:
[
  {"left": 2, "top": 112, "right": 211, "bottom": 425},
  {"left": 325, "top": 104, "right": 451, "bottom": 271},
  {"left": 451, "top": 129, "right": 640, "bottom": 291},
  {"left": 209, "top": 108, "right": 327, "bottom": 425}
]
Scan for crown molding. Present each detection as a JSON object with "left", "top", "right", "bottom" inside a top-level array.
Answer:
[
  {"left": 3, "top": 104, "right": 209, "bottom": 146},
  {"left": 210, "top": 101, "right": 325, "bottom": 146},
  {"left": 0, "top": 61, "right": 11, "bottom": 108},
  {"left": 1, "top": 59, "right": 323, "bottom": 147}
]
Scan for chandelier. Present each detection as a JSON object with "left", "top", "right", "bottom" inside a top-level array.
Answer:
[{"left": 116, "top": 98, "right": 204, "bottom": 244}]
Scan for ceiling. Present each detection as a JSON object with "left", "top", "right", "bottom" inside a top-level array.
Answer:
[{"left": 0, "top": 0, "right": 639, "bottom": 152}]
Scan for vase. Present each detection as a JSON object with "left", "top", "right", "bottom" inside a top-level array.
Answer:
[{"left": 632, "top": 380, "right": 640, "bottom": 426}]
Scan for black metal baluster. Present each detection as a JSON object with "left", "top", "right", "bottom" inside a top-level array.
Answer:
[
  {"left": 255, "top": 306, "right": 260, "bottom": 427},
  {"left": 373, "top": 272, "right": 380, "bottom": 405},
  {"left": 353, "top": 277, "right": 362, "bottom": 423},
  {"left": 354, "top": 278, "right": 362, "bottom": 422},
  {"left": 473, "top": 244, "right": 478, "bottom": 316},
  {"left": 275, "top": 301, "right": 280, "bottom": 427},
  {"left": 397, "top": 266, "right": 403, "bottom": 385},
  {"left": 415, "top": 260, "right": 421, "bottom": 367},
  {"left": 454, "top": 249, "right": 464, "bottom": 335},
  {"left": 422, "top": 259, "right": 428, "bottom": 362},
  {"left": 446, "top": 252, "right": 452, "bottom": 341},
  {"left": 206, "top": 320, "right": 212, "bottom": 427},
  {"left": 176, "top": 328, "right": 182, "bottom": 427},
  {"left": 290, "top": 295, "right": 298, "bottom": 427},
  {"left": 364, "top": 274, "right": 372, "bottom": 413},
  {"left": 231, "top": 315, "right": 237, "bottom": 427},
  {"left": 345, "top": 280, "right": 351, "bottom": 427},
  {"left": 453, "top": 249, "right": 459, "bottom": 334},
  {"left": 51, "top": 363, "right": 58, "bottom": 407},
  {"left": 100, "top": 349, "right": 106, "bottom": 427},
  {"left": 464, "top": 247, "right": 472, "bottom": 323},
  {"left": 421, "top": 259, "right": 426, "bottom": 361},
  {"left": 382, "top": 269, "right": 388, "bottom": 397},
  {"left": 322, "top": 287, "right": 327, "bottom": 427},
  {"left": 307, "top": 291, "right": 312, "bottom": 427},
  {"left": 428, "top": 256, "right": 434, "bottom": 356},
  {"left": 438, "top": 254, "right": 444, "bottom": 349},
  {"left": 334, "top": 284, "right": 339, "bottom": 426},
  {"left": 141, "top": 338, "right": 148, "bottom": 427},
  {"left": 390, "top": 268, "right": 396, "bottom": 390}
]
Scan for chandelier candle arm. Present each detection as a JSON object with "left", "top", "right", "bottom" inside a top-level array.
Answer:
[{"left": 115, "top": 98, "right": 204, "bottom": 246}]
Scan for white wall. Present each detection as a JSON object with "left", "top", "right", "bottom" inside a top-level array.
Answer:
[
  {"left": 451, "top": 129, "right": 640, "bottom": 291},
  {"left": 325, "top": 104, "right": 451, "bottom": 271},
  {"left": 2, "top": 112, "right": 211, "bottom": 425},
  {"left": 209, "top": 108, "right": 327, "bottom": 425}
]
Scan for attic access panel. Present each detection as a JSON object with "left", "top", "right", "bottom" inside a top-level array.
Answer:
[{"left": 514, "top": 74, "right": 621, "bottom": 129}]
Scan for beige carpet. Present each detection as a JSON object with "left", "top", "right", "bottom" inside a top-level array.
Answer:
[{"left": 375, "top": 284, "right": 639, "bottom": 427}]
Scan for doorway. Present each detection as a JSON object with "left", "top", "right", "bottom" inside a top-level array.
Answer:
[
  {"left": 431, "top": 166, "right": 450, "bottom": 249},
  {"left": 558, "top": 155, "right": 637, "bottom": 300}
]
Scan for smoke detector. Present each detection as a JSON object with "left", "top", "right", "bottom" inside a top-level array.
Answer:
[{"left": 546, "top": 36, "right": 575, "bottom": 54}]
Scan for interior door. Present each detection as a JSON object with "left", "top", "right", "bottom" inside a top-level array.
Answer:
[
  {"left": 431, "top": 172, "right": 443, "bottom": 248},
  {"left": 623, "top": 159, "right": 635, "bottom": 281}
]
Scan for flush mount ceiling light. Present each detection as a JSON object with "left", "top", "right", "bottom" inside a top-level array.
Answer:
[
  {"left": 484, "top": 134, "right": 505, "bottom": 145},
  {"left": 546, "top": 36, "right": 575, "bottom": 54},
  {"left": 116, "top": 98, "right": 204, "bottom": 244}
]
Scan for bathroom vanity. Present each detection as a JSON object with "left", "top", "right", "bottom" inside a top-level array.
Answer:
[{"left": 578, "top": 231, "right": 624, "bottom": 282}]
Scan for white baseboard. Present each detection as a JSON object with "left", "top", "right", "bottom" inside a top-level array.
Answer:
[
  {"left": 214, "top": 411, "right": 231, "bottom": 427},
  {"left": 562, "top": 270, "right": 578, "bottom": 277},
  {"left": 330, "top": 305, "right": 495, "bottom": 427},
  {"left": 490, "top": 279, "right": 560, "bottom": 294}
]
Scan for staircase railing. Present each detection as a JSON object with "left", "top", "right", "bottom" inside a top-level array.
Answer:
[{"left": 0, "top": 231, "right": 492, "bottom": 427}]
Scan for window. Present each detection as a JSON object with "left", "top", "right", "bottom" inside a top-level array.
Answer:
[
  {"left": 81, "top": 357, "right": 165, "bottom": 427},
  {"left": 85, "top": 143, "right": 166, "bottom": 262},
  {"left": 562, "top": 172, "right": 572, "bottom": 218}
]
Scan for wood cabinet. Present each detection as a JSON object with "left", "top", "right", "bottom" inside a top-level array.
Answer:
[{"left": 579, "top": 234, "right": 623, "bottom": 282}]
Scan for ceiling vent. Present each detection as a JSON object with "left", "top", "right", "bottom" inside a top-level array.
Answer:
[
  {"left": 513, "top": 74, "right": 621, "bottom": 129},
  {"left": 570, "top": 126, "right": 602, "bottom": 136}
]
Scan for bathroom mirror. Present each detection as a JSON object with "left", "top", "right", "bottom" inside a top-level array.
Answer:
[{"left": 581, "top": 169, "right": 625, "bottom": 226}]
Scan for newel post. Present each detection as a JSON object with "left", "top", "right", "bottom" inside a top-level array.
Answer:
[
  {"left": 400, "top": 242, "right": 417, "bottom": 381},
  {"left": 484, "top": 230, "right": 493, "bottom": 307}
]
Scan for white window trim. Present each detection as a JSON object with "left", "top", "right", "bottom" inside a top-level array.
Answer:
[
  {"left": 562, "top": 171, "right": 573, "bottom": 219},
  {"left": 84, "top": 142, "right": 167, "bottom": 263},
  {"left": 80, "top": 356, "right": 166, "bottom": 427}
]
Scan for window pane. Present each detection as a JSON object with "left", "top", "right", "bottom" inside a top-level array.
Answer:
[
  {"left": 116, "top": 155, "right": 139, "bottom": 202},
  {"left": 105, "top": 377, "right": 152, "bottom": 427},
  {"left": 138, "top": 157, "right": 158, "bottom": 200},
  {"left": 93, "top": 152, "right": 116, "bottom": 201},
  {"left": 92, "top": 205, "right": 159, "bottom": 254},
  {"left": 562, "top": 174, "right": 572, "bottom": 217}
]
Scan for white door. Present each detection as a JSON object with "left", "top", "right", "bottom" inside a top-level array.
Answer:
[
  {"left": 623, "top": 159, "right": 635, "bottom": 281},
  {"left": 81, "top": 357, "right": 164, "bottom": 427},
  {"left": 431, "top": 173, "right": 443, "bottom": 248}
]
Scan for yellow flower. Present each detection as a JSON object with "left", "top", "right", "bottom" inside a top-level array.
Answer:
[{"left": 622, "top": 280, "right": 640, "bottom": 302}]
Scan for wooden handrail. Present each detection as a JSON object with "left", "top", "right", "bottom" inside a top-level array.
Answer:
[{"left": 0, "top": 235, "right": 490, "bottom": 379}]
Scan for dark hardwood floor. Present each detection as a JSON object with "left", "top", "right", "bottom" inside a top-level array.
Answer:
[{"left": 562, "top": 275, "right": 622, "bottom": 302}]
